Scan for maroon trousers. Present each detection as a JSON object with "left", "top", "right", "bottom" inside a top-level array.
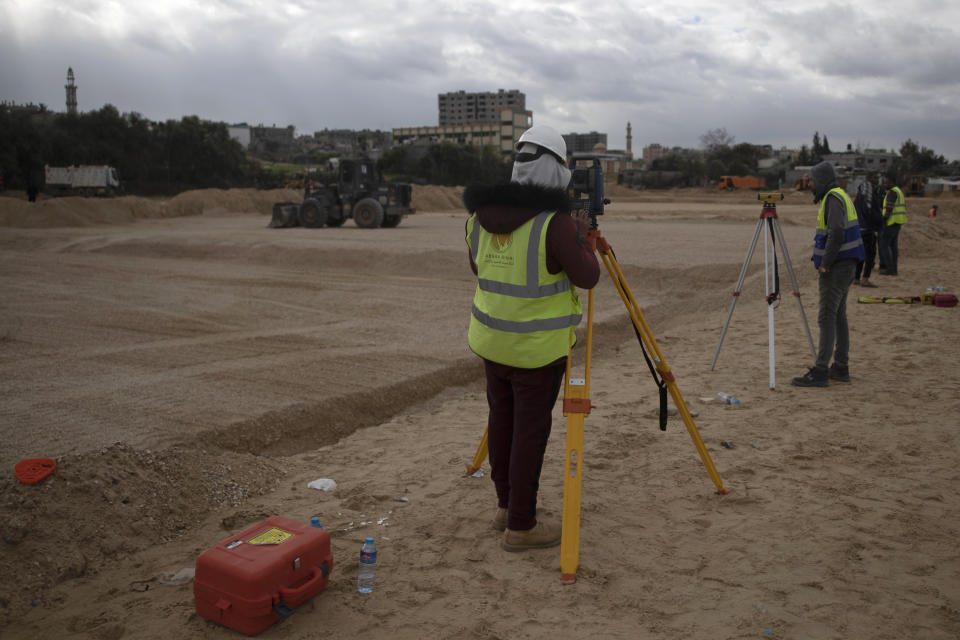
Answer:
[{"left": 483, "top": 357, "right": 565, "bottom": 531}]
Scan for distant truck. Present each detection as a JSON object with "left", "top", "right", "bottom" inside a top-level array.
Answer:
[
  {"left": 718, "top": 175, "right": 765, "bottom": 191},
  {"left": 44, "top": 165, "right": 122, "bottom": 197}
]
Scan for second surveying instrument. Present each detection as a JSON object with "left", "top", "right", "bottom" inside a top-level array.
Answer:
[{"left": 710, "top": 192, "right": 816, "bottom": 388}]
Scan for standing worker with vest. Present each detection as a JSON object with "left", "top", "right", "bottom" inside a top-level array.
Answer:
[
  {"left": 793, "top": 161, "right": 865, "bottom": 388},
  {"left": 463, "top": 125, "right": 599, "bottom": 551},
  {"left": 878, "top": 173, "right": 907, "bottom": 276}
]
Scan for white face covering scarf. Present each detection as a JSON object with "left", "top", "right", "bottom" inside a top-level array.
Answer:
[{"left": 511, "top": 143, "right": 572, "bottom": 189}]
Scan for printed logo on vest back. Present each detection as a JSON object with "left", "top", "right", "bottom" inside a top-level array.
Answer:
[{"left": 491, "top": 233, "right": 512, "bottom": 251}]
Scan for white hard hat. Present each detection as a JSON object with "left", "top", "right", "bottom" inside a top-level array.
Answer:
[{"left": 516, "top": 125, "right": 566, "bottom": 162}]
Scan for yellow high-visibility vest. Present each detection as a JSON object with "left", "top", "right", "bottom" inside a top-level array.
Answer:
[
  {"left": 883, "top": 186, "right": 907, "bottom": 225},
  {"left": 812, "top": 188, "right": 865, "bottom": 268},
  {"left": 466, "top": 211, "right": 581, "bottom": 368}
]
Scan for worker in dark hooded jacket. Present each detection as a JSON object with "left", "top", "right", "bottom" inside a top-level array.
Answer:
[
  {"left": 793, "top": 160, "right": 865, "bottom": 387},
  {"left": 463, "top": 124, "right": 599, "bottom": 551}
]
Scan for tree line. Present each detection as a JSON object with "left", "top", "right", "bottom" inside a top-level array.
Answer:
[
  {"left": 0, "top": 103, "right": 272, "bottom": 194},
  {"left": 2, "top": 103, "right": 956, "bottom": 195},
  {"left": 646, "top": 128, "right": 959, "bottom": 189},
  {"left": 0, "top": 103, "right": 514, "bottom": 195},
  {"left": 379, "top": 142, "right": 512, "bottom": 186}
]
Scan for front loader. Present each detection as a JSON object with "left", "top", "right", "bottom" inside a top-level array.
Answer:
[{"left": 270, "top": 158, "right": 414, "bottom": 229}]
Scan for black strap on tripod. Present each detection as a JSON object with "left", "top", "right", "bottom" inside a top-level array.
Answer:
[
  {"left": 766, "top": 218, "right": 781, "bottom": 307},
  {"left": 607, "top": 246, "right": 670, "bottom": 431}
]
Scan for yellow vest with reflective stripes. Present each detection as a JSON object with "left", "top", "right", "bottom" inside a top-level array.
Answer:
[
  {"left": 883, "top": 186, "right": 907, "bottom": 225},
  {"left": 466, "top": 211, "right": 582, "bottom": 368},
  {"left": 813, "top": 188, "right": 865, "bottom": 268}
]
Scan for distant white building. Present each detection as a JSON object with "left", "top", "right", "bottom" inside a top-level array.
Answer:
[
  {"left": 822, "top": 148, "right": 897, "bottom": 174},
  {"left": 228, "top": 124, "right": 251, "bottom": 149}
]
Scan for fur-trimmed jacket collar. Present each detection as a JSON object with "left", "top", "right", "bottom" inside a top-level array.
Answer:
[{"left": 462, "top": 182, "right": 570, "bottom": 234}]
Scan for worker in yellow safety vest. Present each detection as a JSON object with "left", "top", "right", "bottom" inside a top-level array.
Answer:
[
  {"left": 878, "top": 174, "right": 907, "bottom": 276},
  {"left": 793, "top": 160, "right": 865, "bottom": 388},
  {"left": 463, "top": 124, "right": 599, "bottom": 552}
]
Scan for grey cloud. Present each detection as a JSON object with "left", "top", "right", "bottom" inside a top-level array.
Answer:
[{"left": 3, "top": 0, "right": 960, "bottom": 158}]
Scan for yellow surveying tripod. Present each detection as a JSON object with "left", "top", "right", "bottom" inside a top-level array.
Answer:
[{"left": 466, "top": 160, "right": 728, "bottom": 584}]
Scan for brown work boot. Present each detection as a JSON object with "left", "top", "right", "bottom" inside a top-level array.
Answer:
[
  {"left": 502, "top": 520, "right": 561, "bottom": 552},
  {"left": 491, "top": 508, "right": 507, "bottom": 532}
]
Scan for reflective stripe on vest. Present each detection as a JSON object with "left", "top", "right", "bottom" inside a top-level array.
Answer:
[
  {"left": 883, "top": 186, "right": 907, "bottom": 225},
  {"left": 466, "top": 211, "right": 582, "bottom": 368},
  {"left": 468, "top": 212, "right": 572, "bottom": 299},
  {"left": 812, "top": 188, "right": 866, "bottom": 268}
]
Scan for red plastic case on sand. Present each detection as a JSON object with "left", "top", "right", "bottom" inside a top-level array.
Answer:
[{"left": 194, "top": 515, "right": 334, "bottom": 636}]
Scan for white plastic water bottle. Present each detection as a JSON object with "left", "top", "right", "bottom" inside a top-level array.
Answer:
[
  {"left": 717, "top": 392, "right": 740, "bottom": 405},
  {"left": 357, "top": 538, "right": 377, "bottom": 594}
]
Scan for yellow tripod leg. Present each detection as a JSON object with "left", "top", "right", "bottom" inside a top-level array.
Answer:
[
  {"left": 560, "top": 287, "right": 594, "bottom": 584},
  {"left": 597, "top": 243, "right": 728, "bottom": 494},
  {"left": 465, "top": 428, "right": 488, "bottom": 476},
  {"left": 560, "top": 387, "right": 587, "bottom": 584}
]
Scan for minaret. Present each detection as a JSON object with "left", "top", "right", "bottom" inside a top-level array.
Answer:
[
  {"left": 65, "top": 68, "right": 78, "bottom": 115},
  {"left": 626, "top": 122, "right": 633, "bottom": 159}
]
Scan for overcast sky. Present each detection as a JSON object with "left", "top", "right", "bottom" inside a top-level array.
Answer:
[{"left": 3, "top": 0, "right": 960, "bottom": 160}]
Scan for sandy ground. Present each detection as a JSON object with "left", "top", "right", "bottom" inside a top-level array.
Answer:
[{"left": 1, "top": 185, "right": 958, "bottom": 639}]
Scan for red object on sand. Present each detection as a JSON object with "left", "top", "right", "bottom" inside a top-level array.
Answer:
[
  {"left": 15, "top": 458, "right": 57, "bottom": 484},
  {"left": 194, "top": 515, "right": 334, "bottom": 635}
]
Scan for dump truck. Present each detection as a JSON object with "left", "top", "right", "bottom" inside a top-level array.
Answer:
[
  {"left": 270, "top": 158, "right": 414, "bottom": 229},
  {"left": 718, "top": 175, "right": 766, "bottom": 191},
  {"left": 44, "top": 165, "right": 122, "bottom": 197}
]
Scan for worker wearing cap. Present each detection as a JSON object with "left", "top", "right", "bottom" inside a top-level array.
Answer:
[
  {"left": 793, "top": 160, "right": 865, "bottom": 388},
  {"left": 464, "top": 124, "right": 599, "bottom": 551}
]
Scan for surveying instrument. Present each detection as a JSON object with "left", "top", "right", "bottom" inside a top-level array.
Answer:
[
  {"left": 710, "top": 192, "right": 816, "bottom": 388},
  {"left": 466, "top": 159, "right": 728, "bottom": 584}
]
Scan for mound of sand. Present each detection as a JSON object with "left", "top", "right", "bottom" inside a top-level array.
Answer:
[
  {"left": 411, "top": 184, "right": 465, "bottom": 212},
  {"left": 0, "top": 188, "right": 303, "bottom": 229},
  {"left": 0, "top": 185, "right": 465, "bottom": 228},
  {"left": 0, "top": 443, "right": 282, "bottom": 621}
]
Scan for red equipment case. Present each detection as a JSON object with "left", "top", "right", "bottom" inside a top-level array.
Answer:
[{"left": 194, "top": 515, "right": 334, "bottom": 636}]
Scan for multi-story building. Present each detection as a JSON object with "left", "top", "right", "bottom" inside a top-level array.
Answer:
[
  {"left": 311, "top": 129, "right": 393, "bottom": 156},
  {"left": 393, "top": 107, "right": 533, "bottom": 157},
  {"left": 564, "top": 131, "right": 607, "bottom": 155},
  {"left": 438, "top": 89, "right": 526, "bottom": 126},
  {"left": 642, "top": 143, "right": 669, "bottom": 165},
  {"left": 823, "top": 147, "right": 898, "bottom": 173},
  {"left": 246, "top": 124, "right": 296, "bottom": 158}
]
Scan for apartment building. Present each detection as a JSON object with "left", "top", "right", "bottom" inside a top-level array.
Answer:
[
  {"left": 438, "top": 89, "right": 526, "bottom": 126},
  {"left": 393, "top": 107, "right": 532, "bottom": 157}
]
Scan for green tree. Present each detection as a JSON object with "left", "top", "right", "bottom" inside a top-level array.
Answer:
[
  {"left": 385, "top": 142, "right": 510, "bottom": 186},
  {"left": 896, "top": 138, "right": 947, "bottom": 176}
]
